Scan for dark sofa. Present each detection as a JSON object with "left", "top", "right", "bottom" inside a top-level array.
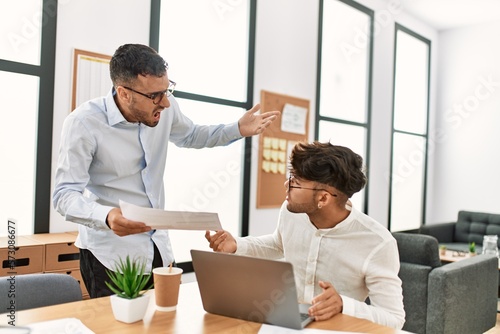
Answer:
[
  {"left": 419, "top": 210, "right": 500, "bottom": 253},
  {"left": 393, "top": 232, "right": 498, "bottom": 334}
]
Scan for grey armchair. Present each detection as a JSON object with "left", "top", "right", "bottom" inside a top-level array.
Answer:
[
  {"left": 0, "top": 273, "right": 82, "bottom": 312},
  {"left": 392, "top": 232, "right": 498, "bottom": 334}
]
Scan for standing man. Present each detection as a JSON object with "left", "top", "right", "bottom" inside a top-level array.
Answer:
[
  {"left": 206, "top": 142, "right": 405, "bottom": 329},
  {"left": 53, "top": 43, "right": 279, "bottom": 298}
]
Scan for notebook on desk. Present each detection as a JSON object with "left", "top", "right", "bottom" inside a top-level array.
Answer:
[{"left": 190, "top": 249, "right": 314, "bottom": 330}]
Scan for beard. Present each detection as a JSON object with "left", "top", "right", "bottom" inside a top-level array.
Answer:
[
  {"left": 286, "top": 198, "right": 317, "bottom": 214},
  {"left": 129, "top": 100, "right": 163, "bottom": 127}
]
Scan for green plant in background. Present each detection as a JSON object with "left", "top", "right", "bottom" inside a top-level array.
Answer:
[
  {"left": 469, "top": 242, "right": 476, "bottom": 254},
  {"left": 105, "top": 255, "right": 152, "bottom": 299}
]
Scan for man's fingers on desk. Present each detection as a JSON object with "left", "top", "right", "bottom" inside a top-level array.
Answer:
[
  {"left": 310, "top": 281, "right": 342, "bottom": 320},
  {"left": 309, "top": 302, "right": 336, "bottom": 321}
]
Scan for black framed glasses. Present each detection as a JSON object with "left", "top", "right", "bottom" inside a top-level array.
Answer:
[
  {"left": 122, "top": 80, "right": 176, "bottom": 105},
  {"left": 286, "top": 176, "right": 337, "bottom": 197}
]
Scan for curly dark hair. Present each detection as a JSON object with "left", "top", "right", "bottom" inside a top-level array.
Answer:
[
  {"left": 290, "top": 141, "right": 367, "bottom": 198},
  {"left": 109, "top": 44, "right": 168, "bottom": 86}
]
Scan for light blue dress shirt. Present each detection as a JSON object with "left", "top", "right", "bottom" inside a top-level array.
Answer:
[{"left": 53, "top": 88, "right": 242, "bottom": 271}]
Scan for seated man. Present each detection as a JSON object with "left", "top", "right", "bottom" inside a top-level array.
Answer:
[{"left": 205, "top": 141, "right": 405, "bottom": 329}]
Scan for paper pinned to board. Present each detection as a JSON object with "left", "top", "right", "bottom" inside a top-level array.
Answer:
[
  {"left": 281, "top": 103, "right": 307, "bottom": 135},
  {"left": 119, "top": 200, "right": 223, "bottom": 231}
]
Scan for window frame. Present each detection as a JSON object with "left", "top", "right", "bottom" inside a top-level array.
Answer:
[
  {"left": 388, "top": 23, "right": 431, "bottom": 231},
  {"left": 0, "top": 0, "right": 57, "bottom": 234},
  {"left": 149, "top": 0, "right": 257, "bottom": 271},
  {"left": 316, "top": 0, "right": 374, "bottom": 213}
]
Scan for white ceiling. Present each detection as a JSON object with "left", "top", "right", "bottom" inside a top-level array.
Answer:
[{"left": 399, "top": 0, "right": 500, "bottom": 31}]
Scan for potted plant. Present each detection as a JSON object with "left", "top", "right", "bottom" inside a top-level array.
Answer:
[
  {"left": 469, "top": 242, "right": 476, "bottom": 256},
  {"left": 439, "top": 245, "right": 447, "bottom": 256},
  {"left": 105, "top": 255, "right": 153, "bottom": 323}
]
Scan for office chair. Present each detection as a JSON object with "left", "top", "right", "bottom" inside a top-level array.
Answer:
[{"left": 0, "top": 273, "right": 82, "bottom": 312}]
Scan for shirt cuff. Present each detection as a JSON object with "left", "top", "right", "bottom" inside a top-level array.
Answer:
[
  {"left": 340, "top": 294, "right": 355, "bottom": 317},
  {"left": 228, "top": 121, "right": 243, "bottom": 140},
  {"left": 234, "top": 237, "right": 248, "bottom": 255},
  {"left": 92, "top": 205, "right": 114, "bottom": 230}
]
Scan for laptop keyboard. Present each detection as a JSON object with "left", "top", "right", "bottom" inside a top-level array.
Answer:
[{"left": 300, "top": 313, "right": 310, "bottom": 321}]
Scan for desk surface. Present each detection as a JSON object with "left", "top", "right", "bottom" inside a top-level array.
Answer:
[
  {"left": 439, "top": 249, "right": 474, "bottom": 263},
  {"left": 440, "top": 250, "right": 500, "bottom": 269},
  {"left": 10, "top": 282, "right": 401, "bottom": 333}
]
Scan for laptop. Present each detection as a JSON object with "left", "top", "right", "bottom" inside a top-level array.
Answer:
[{"left": 190, "top": 249, "right": 314, "bottom": 329}]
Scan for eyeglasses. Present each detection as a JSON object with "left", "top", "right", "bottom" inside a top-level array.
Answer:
[
  {"left": 452, "top": 250, "right": 467, "bottom": 257},
  {"left": 286, "top": 176, "right": 337, "bottom": 197},
  {"left": 122, "top": 80, "right": 176, "bottom": 105}
]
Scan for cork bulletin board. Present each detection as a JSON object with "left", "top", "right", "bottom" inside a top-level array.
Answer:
[{"left": 257, "top": 90, "right": 310, "bottom": 208}]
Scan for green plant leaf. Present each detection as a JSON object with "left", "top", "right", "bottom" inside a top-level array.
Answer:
[{"left": 105, "top": 255, "right": 152, "bottom": 299}]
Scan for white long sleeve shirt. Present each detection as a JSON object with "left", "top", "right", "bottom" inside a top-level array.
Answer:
[
  {"left": 235, "top": 201, "right": 405, "bottom": 329},
  {"left": 52, "top": 88, "right": 242, "bottom": 271}
]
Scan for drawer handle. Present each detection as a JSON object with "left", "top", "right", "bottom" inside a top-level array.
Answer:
[
  {"left": 58, "top": 253, "right": 80, "bottom": 262},
  {"left": 2, "top": 258, "right": 30, "bottom": 268}
]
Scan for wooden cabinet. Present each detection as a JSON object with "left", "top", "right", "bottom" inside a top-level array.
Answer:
[
  {"left": 0, "top": 236, "right": 44, "bottom": 275},
  {"left": 25, "top": 233, "right": 80, "bottom": 271},
  {"left": 0, "top": 232, "right": 88, "bottom": 299}
]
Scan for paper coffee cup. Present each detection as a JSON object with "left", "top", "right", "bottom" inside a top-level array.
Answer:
[{"left": 153, "top": 267, "right": 183, "bottom": 312}]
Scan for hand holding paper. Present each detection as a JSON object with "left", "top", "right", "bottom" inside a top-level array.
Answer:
[{"left": 119, "top": 200, "right": 222, "bottom": 231}]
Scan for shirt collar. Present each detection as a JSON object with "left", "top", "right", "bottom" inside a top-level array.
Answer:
[{"left": 106, "top": 87, "right": 129, "bottom": 126}]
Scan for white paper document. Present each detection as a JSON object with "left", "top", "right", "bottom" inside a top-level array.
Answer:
[
  {"left": 259, "top": 324, "right": 363, "bottom": 334},
  {"left": 119, "top": 200, "right": 223, "bottom": 231},
  {"left": 27, "top": 318, "right": 94, "bottom": 334}
]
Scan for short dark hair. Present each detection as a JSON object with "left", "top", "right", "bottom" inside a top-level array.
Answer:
[
  {"left": 109, "top": 44, "right": 168, "bottom": 86},
  {"left": 290, "top": 141, "right": 367, "bottom": 198}
]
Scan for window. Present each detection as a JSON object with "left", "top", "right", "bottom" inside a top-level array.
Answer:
[
  {"left": 0, "top": 0, "right": 43, "bottom": 65},
  {"left": 152, "top": 0, "right": 255, "bottom": 267},
  {"left": 317, "top": 0, "right": 373, "bottom": 211},
  {"left": 0, "top": 72, "right": 39, "bottom": 236},
  {"left": 389, "top": 24, "right": 430, "bottom": 232},
  {"left": 0, "top": 0, "right": 56, "bottom": 236}
]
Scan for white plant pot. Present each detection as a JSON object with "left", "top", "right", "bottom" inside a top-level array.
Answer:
[{"left": 110, "top": 294, "right": 150, "bottom": 324}]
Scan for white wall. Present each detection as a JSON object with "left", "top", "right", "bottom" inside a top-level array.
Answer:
[{"left": 427, "top": 20, "right": 500, "bottom": 224}]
